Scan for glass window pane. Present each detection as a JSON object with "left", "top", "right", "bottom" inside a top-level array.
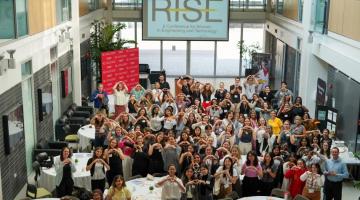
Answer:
[
  {"left": 16, "top": 0, "right": 28, "bottom": 37},
  {"left": 216, "top": 23, "right": 241, "bottom": 76},
  {"left": 242, "top": 23, "right": 264, "bottom": 74},
  {"left": 136, "top": 22, "right": 161, "bottom": 71},
  {"left": 190, "top": 41, "right": 214, "bottom": 76},
  {"left": 163, "top": 41, "right": 186, "bottom": 75},
  {"left": 21, "top": 60, "right": 32, "bottom": 78},
  {"left": 0, "top": 0, "right": 15, "bottom": 38},
  {"left": 119, "top": 22, "right": 135, "bottom": 41}
]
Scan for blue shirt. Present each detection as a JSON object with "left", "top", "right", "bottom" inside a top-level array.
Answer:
[
  {"left": 324, "top": 158, "right": 349, "bottom": 182},
  {"left": 90, "top": 90, "right": 109, "bottom": 108}
]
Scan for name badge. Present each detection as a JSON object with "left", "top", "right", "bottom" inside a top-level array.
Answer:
[
  {"left": 308, "top": 189, "right": 314, "bottom": 193},
  {"left": 224, "top": 110, "right": 228, "bottom": 113},
  {"left": 109, "top": 154, "right": 113, "bottom": 158},
  {"left": 264, "top": 97, "right": 267, "bottom": 99},
  {"left": 206, "top": 180, "right": 210, "bottom": 184},
  {"left": 284, "top": 115, "right": 288, "bottom": 117},
  {"left": 234, "top": 95, "right": 238, "bottom": 98}
]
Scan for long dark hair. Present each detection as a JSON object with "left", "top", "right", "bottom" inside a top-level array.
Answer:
[
  {"left": 262, "top": 152, "right": 274, "bottom": 167},
  {"left": 246, "top": 150, "right": 258, "bottom": 166},
  {"left": 60, "top": 147, "right": 72, "bottom": 161},
  {"left": 223, "top": 157, "right": 234, "bottom": 177},
  {"left": 92, "top": 147, "right": 104, "bottom": 159}
]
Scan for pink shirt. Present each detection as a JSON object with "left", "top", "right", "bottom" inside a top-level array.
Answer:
[
  {"left": 242, "top": 163, "right": 261, "bottom": 177},
  {"left": 118, "top": 139, "right": 134, "bottom": 156}
]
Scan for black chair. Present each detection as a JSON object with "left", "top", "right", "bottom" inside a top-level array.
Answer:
[
  {"left": 48, "top": 141, "right": 69, "bottom": 149},
  {"left": 35, "top": 153, "right": 53, "bottom": 168}
]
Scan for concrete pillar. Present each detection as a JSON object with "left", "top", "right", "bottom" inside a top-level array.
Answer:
[
  {"left": 106, "top": 0, "right": 113, "bottom": 24},
  {"left": 71, "top": 0, "right": 82, "bottom": 105}
]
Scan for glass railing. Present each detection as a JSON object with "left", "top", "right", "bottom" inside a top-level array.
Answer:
[
  {"left": 313, "top": 0, "right": 328, "bottom": 34},
  {"left": 276, "top": 0, "right": 303, "bottom": 22},
  {"left": 113, "top": 0, "right": 266, "bottom": 11}
]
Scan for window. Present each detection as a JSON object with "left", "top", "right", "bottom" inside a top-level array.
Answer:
[
  {"left": 0, "top": 0, "right": 16, "bottom": 38},
  {"left": 163, "top": 41, "right": 186, "bottom": 75},
  {"left": 242, "top": 23, "right": 264, "bottom": 73},
  {"left": 21, "top": 60, "right": 32, "bottom": 78},
  {"left": 136, "top": 22, "right": 161, "bottom": 71},
  {"left": 0, "top": 0, "right": 28, "bottom": 39},
  {"left": 216, "top": 23, "right": 241, "bottom": 76},
  {"left": 16, "top": 0, "right": 28, "bottom": 36},
  {"left": 118, "top": 22, "right": 135, "bottom": 41},
  {"left": 57, "top": 0, "right": 71, "bottom": 24},
  {"left": 190, "top": 41, "right": 215, "bottom": 76}
]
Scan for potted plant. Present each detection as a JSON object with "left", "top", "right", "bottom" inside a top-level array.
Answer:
[{"left": 90, "top": 20, "right": 136, "bottom": 82}]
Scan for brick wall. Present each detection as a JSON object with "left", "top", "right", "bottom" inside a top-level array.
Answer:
[
  {"left": 0, "top": 84, "right": 27, "bottom": 200},
  {"left": 33, "top": 66, "right": 54, "bottom": 142}
]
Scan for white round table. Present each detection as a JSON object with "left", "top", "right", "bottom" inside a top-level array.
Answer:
[
  {"left": 237, "top": 196, "right": 284, "bottom": 200},
  {"left": 78, "top": 124, "right": 95, "bottom": 150},
  {"left": 125, "top": 177, "right": 162, "bottom": 200},
  {"left": 38, "top": 153, "right": 92, "bottom": 192}
]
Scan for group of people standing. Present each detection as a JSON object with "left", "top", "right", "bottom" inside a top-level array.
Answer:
[{"left": 56, "top": 74, "right": 351, "bottom": 200}]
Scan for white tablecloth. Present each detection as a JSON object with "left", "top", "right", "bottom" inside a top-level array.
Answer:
[
  {"left": 78, "top": 124, "right": 95, "bottom": 150},
  {"left": 38, "top": 153, "right": 92, "bottom": 192},
  {"left": 126, "top": 177, "right": 162, "bottom": 200},
  {"left": 237, "top": 196, "right": 284, "bottom": 200}
]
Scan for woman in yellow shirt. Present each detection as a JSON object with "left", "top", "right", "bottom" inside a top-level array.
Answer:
[
  {"left": 106, "top": 175, "right": 131, "bottom": 200},
  {"left": 267, "top": 110, "right": 283, "bottom": 138}
]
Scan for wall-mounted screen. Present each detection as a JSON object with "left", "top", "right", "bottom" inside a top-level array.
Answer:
[
  {"left": 2, "top": 104, "right": 24, "bottom": 155},
  {"left": 143, "top": 0, "right": 229, "bottom": 41}
]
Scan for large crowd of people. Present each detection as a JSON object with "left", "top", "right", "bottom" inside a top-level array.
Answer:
[{"left": 55, "top": 74, "right": 349, "bottom": 200}]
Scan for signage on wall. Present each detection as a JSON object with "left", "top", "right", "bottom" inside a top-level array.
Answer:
[
  {"left": 142, "top": 0, "right": 229, "bottom": 40},
  {"left": 101, "top": 48, "right": 139, "bottom": 94},
  {"left": 316, "top": 78, "right": 326, "bottom": 106}
]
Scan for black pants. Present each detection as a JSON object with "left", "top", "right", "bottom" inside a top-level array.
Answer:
[
  {"left": 242, "top": 176, "right": 259, "bottom": 197},
  {"left": 324, "top": 179, "right": 343, "bottom": 200},
  {"left": 57, "top": 178, "right": 74, "bottom": 198},
  {"left": 261, "top": 181, "right": 274, "bottom": 196},
  {"left": 91, "top": 179, "right": 106, "bottom": 192}
]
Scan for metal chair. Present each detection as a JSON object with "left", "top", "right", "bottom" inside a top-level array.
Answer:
[
  {"left": 128, "top": 174, "right": 143, "bottom": 181},
  {"left": 271, "top": 188, "right": 285, "bottom": 198},
  {"left": 294, "top": 194, "right": 311, "bottom": 200}
]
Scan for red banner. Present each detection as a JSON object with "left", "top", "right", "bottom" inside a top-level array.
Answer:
[{"left": 101, "top": 48, "right": 139, "bottom": 94}]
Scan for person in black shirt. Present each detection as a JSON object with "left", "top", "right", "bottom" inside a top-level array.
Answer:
[
  {"left": 159, "top": 74, "right": 170, "bottom": 90},
  {"left": 259, "top": 86, "right": 274, "bottom": 105},
  {"left": 215, "top": 82, "right": 228, "bottom": 103}
]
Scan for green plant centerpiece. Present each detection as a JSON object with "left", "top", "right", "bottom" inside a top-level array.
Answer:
[
  {"left": 90, "top": 20, "right": 136, "bottom": 82},
  {"left": 149, "top": 185, "right": 154, "bottom": 193},
  {"left": 74, "top": 158, "right": 79, "bottom": 164}
]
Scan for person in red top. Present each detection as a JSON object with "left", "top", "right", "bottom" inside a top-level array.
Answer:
[{"left": 284, "top": 158, "right": 307, "bottom": 198}]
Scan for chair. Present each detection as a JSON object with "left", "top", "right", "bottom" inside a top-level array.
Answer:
[
  {"left": 271, "top": 188, "right": 285, "bottom": 198},
  {"left": 26, "top": 183, "right": 52, "bottom": 198},
  {"left": 294, "top": 194, "right": 310, "bottom": 200},
  {"left": 128, "top": 174, "right": 143, "bottom": 181},
  {"left": 64, "top": 130, "right": 80, "bottom": 152},
  {"left": 152, "top": 173, "right": 164, "bottom": 177}
]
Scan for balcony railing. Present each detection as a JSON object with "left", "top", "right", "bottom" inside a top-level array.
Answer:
[{"left": 113, "top": 0, "right": 266, "bottom": 11}]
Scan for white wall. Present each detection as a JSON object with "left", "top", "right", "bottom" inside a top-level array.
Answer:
[{"left": 0, "top": 10, "right": 104, "bottom": 95}]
